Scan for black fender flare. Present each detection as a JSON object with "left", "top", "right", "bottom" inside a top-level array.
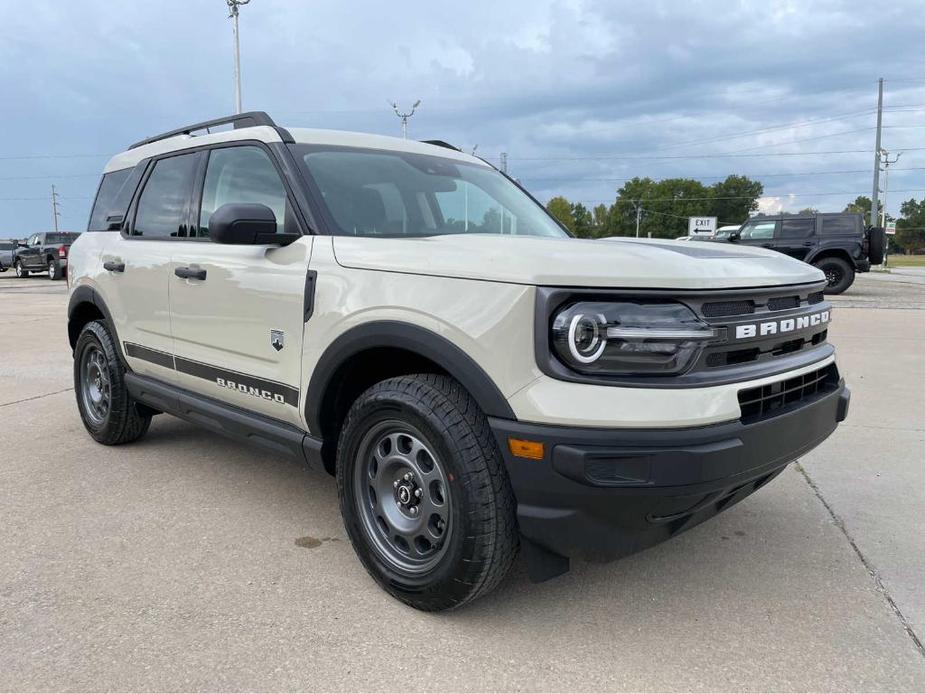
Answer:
[
  {"left": 305, "top": 320, "right": 516, "bottom": 436},
  {"left": 67, "top": 286, "right": 128, "bottom": 368},
  {"left": 805, "top": 246, "right": 855, "bottom": 267}
]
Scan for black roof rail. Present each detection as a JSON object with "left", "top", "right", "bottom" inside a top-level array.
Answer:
[
  {"left": 128, "top": 111, "right": 280, "bottom": 150},
  {"left": 420, "top": 139, "right": 462, "bottom": 152}
]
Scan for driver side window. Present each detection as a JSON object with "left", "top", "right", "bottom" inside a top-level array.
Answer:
[
  {"left": 740, "top": 221, "right": 777, "bottom": 240},
  {"left": 198, "top": 146, "right": 290, "bottom": 237}
]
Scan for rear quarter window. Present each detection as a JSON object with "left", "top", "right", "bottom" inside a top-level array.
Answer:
[
  {"left": 88, "top": 167, "right": 141, "bottom": 231},
  {"left": 820, "top": 216, "right": 860, "bottom": 235}
]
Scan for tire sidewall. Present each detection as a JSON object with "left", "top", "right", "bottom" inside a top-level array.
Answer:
[
  {"left": 74, "top": 321, "right": 129, "bottom": 442},
  {"left": 15, "top": 260, "right": 26, "bottom": 278},
  {"left": 337, "top": 389, "right": 492, "bottom": 605},
  {"left": 48, "top": 260, "right": 59, "bottom": 280},
  {"left": 817, "top": 258, "right": 854, "bottom": 294}
]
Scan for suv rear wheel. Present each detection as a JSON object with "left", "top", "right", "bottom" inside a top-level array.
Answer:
[
  {"left": 74, "top": 320, "right": 152, "bottom": 445},
  {"left": 14, "top": 260, "right": 28, "bottom": 278},
  {"left": 815, "top": 256, "right": 855, "bottom": 294},
  {"left": 336, "top": 374, "right": 518, "bottom": 611}
]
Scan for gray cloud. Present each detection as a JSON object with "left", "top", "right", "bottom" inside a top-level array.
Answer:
[{"left": 1, "top": 0, "right": 923, "bottom": 233}]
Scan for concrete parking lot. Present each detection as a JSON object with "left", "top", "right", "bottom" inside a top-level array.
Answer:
[{"left": 1, "top": 270, "right": 924, "bottom": 691}]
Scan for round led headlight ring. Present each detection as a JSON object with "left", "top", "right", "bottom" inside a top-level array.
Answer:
[{"left": 567, "top": 313, "right": 607, "bottom": 364}]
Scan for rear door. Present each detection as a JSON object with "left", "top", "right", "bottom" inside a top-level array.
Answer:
[
  {"left": 168, "top": 143, "right": 311, "bottom": 427},
  {"left": 97, "top": 152, "right": 201, "bottom": 384},
  {"left": 774, "top": 217, "right": 815, "bottom": 261}
]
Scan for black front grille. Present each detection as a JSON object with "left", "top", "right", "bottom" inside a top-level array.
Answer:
[
  {"left": 738, "top": 364, "right": 839, "bottom": 422},
  {"left": 702, "top": 299, "right": 755, "bottom": 317},
  {"left": 808, "top": 291, "right": 825, "bottom": 304},
  {"left": 768, "top": 295, "right": 800, "bottom": 311}
]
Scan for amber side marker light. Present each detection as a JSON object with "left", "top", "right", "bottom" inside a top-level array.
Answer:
[{"left": 508, "top": 438, "right": 545, "bottom": 460}]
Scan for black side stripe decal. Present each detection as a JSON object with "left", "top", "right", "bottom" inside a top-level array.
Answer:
[
  {"left": 124, "top": 342, "right": 175, "bottom": 369},
  {"left": 123, "top": 342, "right": 299, "bottom": 407}
]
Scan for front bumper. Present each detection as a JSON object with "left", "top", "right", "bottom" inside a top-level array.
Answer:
[{"left": 490, "top": 378, "right": 849, "bottom": 568}]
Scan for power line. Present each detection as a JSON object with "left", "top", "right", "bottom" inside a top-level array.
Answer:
[
  {"left": 508, "top": 147, "right": 925, "bottom": 162},
  {"left": 572, "top": 188, "right": 925, "bottom": 204},
  {"left": 521, "top": 166, "right": 925, "bottom": 183}
]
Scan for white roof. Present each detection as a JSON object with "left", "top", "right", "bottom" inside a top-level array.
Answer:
[{"left": 104, "top": 124, "right": 488, "bottom": 174}]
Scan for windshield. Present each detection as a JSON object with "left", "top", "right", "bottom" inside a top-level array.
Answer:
[{"left": 293, "top": 145, "right": 568, "bottom": 238}]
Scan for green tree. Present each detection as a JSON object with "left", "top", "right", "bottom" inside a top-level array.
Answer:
[
  {"left": 546, "top": 196, "right": 575, "bottom": 233},
  {"left": 798, "top": 207, "right": 819, "bottom": 215},
  {"left": 709, "top": 175, "right": 764, "bottom": 225},
  {"left": 896, "top": 198, "right": 925, "bottom": 252},
  {"left": 592, "top": 204, "right": 609, "bottom": 236},
  {"left": 843, "top": 196, "right": 883, "bottom": 225},
  {"left": 571, "top": 202, "right": 594, "bottom": 238}
]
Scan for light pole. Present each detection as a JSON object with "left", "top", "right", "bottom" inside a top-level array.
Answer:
[
  {"left": 51, "top": 185, "right": 60, "bottom": 233},
  {"left": 389, "top": 100, "right": 421, "bottom": 139},
  {"left": 227, "top": 0, "right": 251, "bottom": 114},
  {"left": 880, "top": 149, "right": 902, "bottom": 267}
]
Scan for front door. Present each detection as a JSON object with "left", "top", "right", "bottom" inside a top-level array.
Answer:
[
  {"left": 98, "top": 151, "right": 201, "bottom": 384},
  {"left": 168, "top": 144, "right": 311, "bottom": 428},
  {"left": 735, "top": 219, "right": 779, "bottom": 252},
  {"left": 20, "top": 234, "right": 43, "bottom": 270}
]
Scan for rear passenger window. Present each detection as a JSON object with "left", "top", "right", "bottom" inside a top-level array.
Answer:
[
  {"left": 198, "top": 146, "right": 290, "bottom": 237},
  {"left": 779, "top": 219, "right": 814, "bottom": 238},
  {"left": 132, "top": 153, "right": 198, "bottom": 238},
  {"left": 88, "top": 168, "right": 138, "bottom": 231},
  {"left": 821, "top": 216, "right": 858, "bottom": 235}
]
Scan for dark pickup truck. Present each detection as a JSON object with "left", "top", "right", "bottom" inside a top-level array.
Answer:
[
  {"left": 13, "top": 232, "right": 81, "bottom": 280},
  {"left": 717, "top": 213, "right": 885, "bottom": 294}
]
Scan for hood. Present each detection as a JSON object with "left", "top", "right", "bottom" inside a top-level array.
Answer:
[{"left": 332, "top": 235, "right": 824, "bottom": 289}]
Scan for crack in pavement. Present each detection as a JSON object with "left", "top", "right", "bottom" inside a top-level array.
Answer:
[
  {"left": 797, "top": 462, "right": 925, "bottom": 659},
  {"left": 0, "top": 388, "right": 73, "bottom": 408}
]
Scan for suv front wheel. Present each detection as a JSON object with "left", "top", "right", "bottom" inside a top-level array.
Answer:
[
  {"left": 14, "top": 260, "right": 28, "bottom": 278},
  {"left": 74, "top": 320, "right": 152, "bottom": 445},
  {"left": 815, "top": 256, "right": 855, "bottom": 294},
  {"left": 336, "top": 374, "right": 518, "bottom": 611}
]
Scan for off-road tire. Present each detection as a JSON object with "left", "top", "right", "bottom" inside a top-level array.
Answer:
[
  {"left": 14, "top": 260, "right": 28, "bottom": 278},
  {"left": 336, "top": 374, "right": 518, "bottom": 611},
  {"left": 815, "top": 256, "right": 855, "bottom": 294},
  {"left": 74, "top": 320, "right": 151, "bottom": 445}
]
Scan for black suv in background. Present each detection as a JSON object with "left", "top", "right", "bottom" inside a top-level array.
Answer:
[
  {"left": 721, "top": 213, "right": 884, "bottom": 294},
  {"left": 13, "top": 232, "right": 81, "bottom": 280}
]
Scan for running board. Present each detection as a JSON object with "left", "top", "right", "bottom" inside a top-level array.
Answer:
[{"left": 124, "top": 372, "right": 324, "bottom": 469}]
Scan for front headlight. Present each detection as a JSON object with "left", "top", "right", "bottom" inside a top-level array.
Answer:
[{"left": 551, "top": 301, "right": 717, "bottom": 376}]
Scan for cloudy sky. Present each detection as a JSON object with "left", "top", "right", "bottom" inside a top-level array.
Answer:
[{"left": 2, "top": 0, "right": 924, "bottom": 234}]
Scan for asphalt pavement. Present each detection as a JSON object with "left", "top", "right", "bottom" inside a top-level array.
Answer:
[{"left": 1, "top": 270, "right": 923, "bottom": 691}]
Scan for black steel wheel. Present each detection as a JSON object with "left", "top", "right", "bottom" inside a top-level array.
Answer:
[
  {"left": 74, "top": 320, "right": 151, "bottom": 445},
  {"left": 337, "top": 374, "right": 518, "bottom": 611},
  {"left": 815, "top": 256, "right": 855, "bottom": 294}
]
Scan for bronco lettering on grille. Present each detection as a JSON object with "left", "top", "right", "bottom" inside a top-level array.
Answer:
[{"left": 734, "top": 310, "right": 830, "bottom": 340}]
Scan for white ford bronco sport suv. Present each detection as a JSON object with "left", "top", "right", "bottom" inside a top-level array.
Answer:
[{"left": 68, "top": 112, "right": 849, "bottom": 611}]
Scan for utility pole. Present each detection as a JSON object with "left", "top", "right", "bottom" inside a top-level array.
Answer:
[
  {"left": 389, "top": 100, "right": 421, "bottom": 139},
  {"left": 499, "top": 152, "right": 508, "bottom": 174},
  {"left": 633, "top": 202, "right": 642, "bottom": 238},
  {"left": 51, "top": 185, "right": 60, "bottom": 233},
  {"left": 226, "top": 0, "right": 251, "bottom": 114},
  {"left": 870, "top": 77, "right": 884, "bottom": 228}
]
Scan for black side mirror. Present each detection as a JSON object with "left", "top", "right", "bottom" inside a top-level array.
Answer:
[
  {"left": 728, "top": 231, "right": 741, "bottom": 242},
  {"left": 208, "top": 203, "right": 296, "bottom": 245}
]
